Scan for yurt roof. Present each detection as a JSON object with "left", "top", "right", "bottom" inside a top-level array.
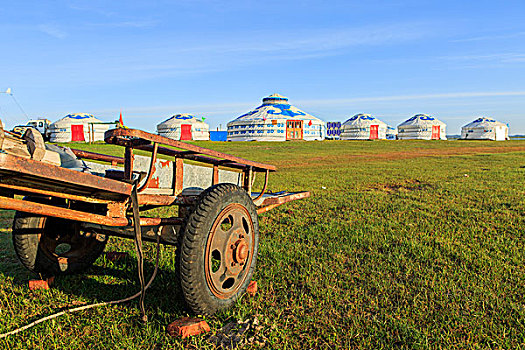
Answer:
[
  {"left": 462, "top": 117, "right": 507, "bottom": 128},
  {"left": 229, "top": 93, "right": 324, "bottom": 123},
  {"left": 53, "top": 113, "right": 102, "bottom": 124},
  {"left": 386, "top": 125, "right": 398, "bottom": 134},
  {"left": 158, "top": 114, "right": 208, "bottom": 127},
  {"left": 343, "top": 114, "right": 387, "bottom": 126},
  {"left": 398, "top": 114, "right": 446, "bottom": 127}
]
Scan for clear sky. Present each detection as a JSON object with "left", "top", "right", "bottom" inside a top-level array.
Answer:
[{"left": 1, "top": 0, "right": 525, "bottom": 134}]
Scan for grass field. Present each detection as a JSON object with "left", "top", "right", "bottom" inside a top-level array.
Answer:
[{"left": 1, "top": 140, "right": 524, "bottom": 349}]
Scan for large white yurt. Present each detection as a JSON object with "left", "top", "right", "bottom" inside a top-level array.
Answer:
[
  {"left": 227, "top": 94, "right": 325, "bottom": 141},
  {"left": 157, "top": 114, "right": 209, "bottom": 141},
  {"left": 49, "top": 113, "right": 114, "bottom": 142},
  {"left": 340, "top": 114, "right": 388, "bottom": 140},
  {"left": 460, "top": 117, "right": 509, "bottom": 141},
  {"left": 397, "top": 114, "right": 447, "bottom": 140}
]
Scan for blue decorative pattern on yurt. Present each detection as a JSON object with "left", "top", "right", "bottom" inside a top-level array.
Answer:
[
  {"left": 174, "top": 115, "right": 194, "bottom": 120},
  {"left": 65, "top": 114, "right": 93, "bottom": 119},
  {"left": 266, "top": 104, "right": 306, "bottom": 117}
]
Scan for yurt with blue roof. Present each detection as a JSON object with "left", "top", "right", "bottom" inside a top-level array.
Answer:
[
  {"left": 460, "top": 117, "right": 508, "bottom": 141},
  {"left": 49, "top": 113, "right": 113, "bottom": 142},
  {"left": 227, "top": 94, "right": 325, "bottom": 141},
  {"left": 157, "top": 114, "right": 209, "bottom": 141},
  {"left": 340, "top": 114, "right": 388, "bottom": 140},
  {"left": 397, "top": 114, "right": 447, "bottom": 140},
  {"left": 386, "top": 125, "right": 398, "bottom": 140}
]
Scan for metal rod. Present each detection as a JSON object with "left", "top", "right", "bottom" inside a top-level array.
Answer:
[
  {"left": 137, "top": 142, "right": 158, "bottom": 193},
  {"left": 0, "top": 183, "right": 113, "bottom": 204},
  {"left": 0, "top": 196, "right": 183, "bottom": 227},
  {"left": 70, "top": 149, "right": 125, "bottom": 165},
  {"left": 124, "top": 147, "right": 134, "bottom": 181},
  {"left": 253, "top": 169, "right": 269, "bottom": 201},
  {"left": 212, "top": 165, "right": 219, "bottom": 185}
]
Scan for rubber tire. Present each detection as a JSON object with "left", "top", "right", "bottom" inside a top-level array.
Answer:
[
  {"left": 178, "top": 184, "right": 259, "bottom": 315},
  {"left": 12, "top": 211, "right": 107, "bottom": 276}
]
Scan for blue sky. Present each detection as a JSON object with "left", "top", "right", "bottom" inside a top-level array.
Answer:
[{"left": 1, "top": 0, "right": 525, "bottom": 134}]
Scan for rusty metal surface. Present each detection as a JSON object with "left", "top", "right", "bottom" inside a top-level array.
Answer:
[
  {"left": 105, "top": 128, "right": 276, "bottom": 172},
  {"left": 0, "top": 196, "right": 183, "bottom": 227},
  {"left": 70, "top": 149, "right": 124, "bottom": 165},
  {"left": 0, "top": 183, "right": 114, "bottom": 204},
  {"left": 243, "top": 167, "right": 253, "bottom": 195},
  {"left": 253, "top": 170, "right": 269, "bottom": 202},
  {"left": 254, "top": 191, "right": 311, "bottom": 214},
  {"left": 137, "top": 142, "right": 158, "bottom": 192},
  {"left": 0, "top": 152, "right": 131, "bottom": 200},
  {"left": 82, "top": 223, "right": 179, "bottom": 245},
  {"left": 137, "top": 194, "right": 198, "bottom": 206},
  {"left": 205, "top": 203, "right": 255, "bottom": 299},
  {"left": 124, "top": 146, "right": 134, "bottom": 181}
]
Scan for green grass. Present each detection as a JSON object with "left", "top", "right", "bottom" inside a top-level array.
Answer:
[{"left": 1, "top": 140, "right": 525, "bottom": 349}]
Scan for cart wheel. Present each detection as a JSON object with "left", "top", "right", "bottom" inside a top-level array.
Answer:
[
  {"left": 178, "top": 184, "right": 259, "bottom": 315},
  {"left": 12, "top": 202, "right": 107, "bottom": 276}
]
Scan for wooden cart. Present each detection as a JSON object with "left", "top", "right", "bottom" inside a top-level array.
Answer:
[{"left": 0, "top": 128, "right": 309, "bottom": 315}]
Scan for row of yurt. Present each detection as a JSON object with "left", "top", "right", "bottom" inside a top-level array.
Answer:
[
  {"left": 49, "top": 113, "right": 115, "bottom": 142},
  {"left": 156, "top": 114, "right": 209, "bottom": 140},
  {"left": 226, "top": 94, "right": 325, "bottom": 141},
  {"left": 460, "top": 117, "right": 509, "bottom": 140}
]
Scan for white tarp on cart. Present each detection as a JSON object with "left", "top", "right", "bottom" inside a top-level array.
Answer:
[
  {"left": 157, "top": 114, "right": 209, "bottom": 141},
  {"left": 49, "top": 113, "right": 114, "bottom": 143},
  {"left": 397, "top": 114, "right": 447, "bottom": 140},
  {"left": 227, "top": 94, "right": 325, "bottom": 141},
  {"left": 340, "top": 114, "right": 388, "bottom": 140},
  {"left": 460, "top": 117, "right": 509, "bottom": 141}
]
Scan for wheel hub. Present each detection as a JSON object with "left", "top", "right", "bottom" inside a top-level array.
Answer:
[
  {"left": 233, "top": 239, "right": 248, "bottom": 264},
  {"left": 205, "top": 203, "right": 255, "bottom": 299}
]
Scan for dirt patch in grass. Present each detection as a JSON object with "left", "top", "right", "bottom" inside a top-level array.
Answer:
[
  {"left": 282, "top": 145, "right": 525, "bottom": 168},
  {"left": 368, "top": 179, "right": 431, "bottom": 193}
]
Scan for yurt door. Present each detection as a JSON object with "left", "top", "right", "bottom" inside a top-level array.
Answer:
[
  {"left": 286, "top": 120, "right": 303, "bottom": 140},
  {"left": 180, "top": 124, "right": 192, "bottom": 140},
  {"left": 495, "top": 126, "right": 505, "bottom": 141},
  {"left": 71, "top": 125, "right": 85, "bottom": 142},
  {"left": 369, "top": 125, "right": 379, "bottom": 140},
  {"left": 431, "top": 125, "right": 440, "bottom": 140}
]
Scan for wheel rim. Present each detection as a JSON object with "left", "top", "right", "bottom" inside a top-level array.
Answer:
[
  {"left": 205, "top": 203, "right": 255, "bottom": 299},
  {"left": 38, "top": 217, "right": 105, "bottom": 270}
]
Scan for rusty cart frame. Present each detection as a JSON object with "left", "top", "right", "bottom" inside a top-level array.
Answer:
[{"left": 0, "top": 128, "right": 309, "bottom": 315}]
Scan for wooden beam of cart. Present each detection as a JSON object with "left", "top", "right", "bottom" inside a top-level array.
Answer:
[
  {"left": 0, "top": 196, "right": 183, "bottom": 227},
  {"left": 104, "top": 128, "right": 276, "bottom": 172}
]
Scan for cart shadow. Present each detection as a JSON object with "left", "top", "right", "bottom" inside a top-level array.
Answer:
[
  {"left": 0, "top": 251, "right": 188, "bottom": 316},
  {"left": 53, "top": 257, "right": 188, "bottom": 315}
]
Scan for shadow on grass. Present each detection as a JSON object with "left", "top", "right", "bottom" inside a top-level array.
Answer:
[
  {"left": 1, "top": 241, "right": 187, "bottom": 318},
  {"left": 52, "top": 257, "right": 188, "bottom": 316}
]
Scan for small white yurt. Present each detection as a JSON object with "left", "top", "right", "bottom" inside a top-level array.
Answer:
[
  {"left": 397, "top": 114, "right": 447, "bottom": 140},
  {"left": 386, "top": 125, "right": 398, "bottom": 140},
  {"left": 460, "top": 117, "right": 509, "bottom": 141},
  {"left": 49, "top": 113, "right": 114, "bottom": 143},
  {"left": 227, "top": 94, "right": 325, "bottom": 141},
  {"left": 340, "top": 114, "right": 388, "bottom": 140},
  {"left": 157, "top": 114, "right": 209, "bottom": 141}
]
